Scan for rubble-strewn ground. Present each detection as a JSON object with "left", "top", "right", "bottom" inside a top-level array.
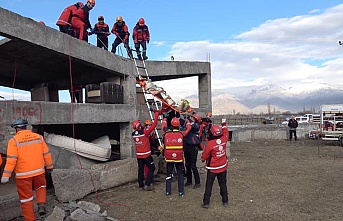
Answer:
[{"left": 12, "top": 140, "right": 343, "bottom": 221}]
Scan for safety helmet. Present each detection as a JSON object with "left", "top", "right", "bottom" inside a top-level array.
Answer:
[
  {"left": 98, "top": 15, "right": 104, "bottom": 20},
  {"left": 116, "top": 16, "right": 123, "bottom": 23},
  {"left": 138, "top": 18, "right": 145, "bottom": 26},
  {"left": 206, "top": 112, "right": 212, "bottom": 117},
  {"left": 77, "top": 2, "right": 84, "bottom": 8},
  {"left": 192, "top": 113, "right": 202, "bottom": 123},
  {"left": 87, "top": 0, "right": 95, "bottom": 6},
  {"left": 132, "top": 120, "right": 142, "bottom": 130},
  {"left": 210, "top": 125, "right": 222, "bottom": 137},
  {"left": 38, "top": 21, "right": 45, "bottom": 25},
  {"left": 11, "top": 119, "right": 28, "bottom": 129},
  {"left": 171, "top": 117, "right": 180, "bottom": 127},
  {"left": 145, "top": 119, "right": 152, "bottom": 125}
]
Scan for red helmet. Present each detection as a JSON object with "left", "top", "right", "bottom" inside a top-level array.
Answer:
[
  {"left": 132, "top": 120, "right": 142, "bottom": 130},
  {"left": 171, "top": 117, "right": 180, "bottom": 127},
  {"left": 210, "top": 125, "right": 222, "bottom": 137},
  {"left": 192, "top": 113, "right": 202, "bottom": 123},
  {"left": 138, "top": 18, "right": 145, "bottom": 26},
  {"left": 38, "top": 21, "right": 45, "bottom": 25}
]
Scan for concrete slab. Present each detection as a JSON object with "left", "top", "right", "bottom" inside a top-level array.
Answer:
[{"left": 52, "top": 158, "right": 137, "bottom": 202}]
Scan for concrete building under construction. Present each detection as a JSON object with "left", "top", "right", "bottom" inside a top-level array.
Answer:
[{"left": 0, "top": 7, "right": 211, "bottom": 220}]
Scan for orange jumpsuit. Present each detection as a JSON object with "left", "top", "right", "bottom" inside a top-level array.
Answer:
[
  {"left": 2, "top": 130, "right": 53, "bottom": 221},
  {"left": 71, "top": 6, "right": 92, "bottom": 40}
]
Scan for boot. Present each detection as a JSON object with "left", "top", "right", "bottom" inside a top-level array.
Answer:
[
  {"left": 142, "top": 52, "right": 148, "bottom": 60},
  {"left": 37, "top": 203, "right": 47, "bottom": 215},
  {"left": 137, "top": 54, "right": 143, "bottom": 61}
]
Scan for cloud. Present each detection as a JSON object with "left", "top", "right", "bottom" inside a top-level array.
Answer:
[
  {"left": 0, "top": 90, "right": 30, "bottom": 101},
  {"left": 151, "top": 41, "right": 166, "bottom": 46},
  {"left": 162, "top": 3, "right": 343, "bottom": 100}
]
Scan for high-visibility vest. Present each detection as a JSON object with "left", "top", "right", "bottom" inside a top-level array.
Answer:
[{"left": 164, "top": 130, "right": 184, "bottom": 163}]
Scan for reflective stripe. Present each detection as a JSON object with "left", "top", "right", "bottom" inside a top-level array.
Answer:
[
  {"left": 43, "top": 151, "right": 51, "bottom": 156},
  {"left": 35, "top": 185, "right": 46, "bottom": 191},
  {"left": 132, "top": 134, "right": 145, "bottom": 138},
  {"left": 206, "top": 162, "right": 227, "bottom": 170},
  {"left": 57, "top": 20, "right": 71, "bottom": 25},
  {"left": 45, "top": 164, "right": 53, "bottom": 168},
  {"left": 20, "top": 196, "right": 33, "bottom": 203},
  {"left": 136, "top": 151, "right": 151, "bottom": 155},
  {"left": 14, "top": 137, "right": 42, "bottom": 147},
  {"left": 16, "top": 168, "right": 44, "bottom": 177},
  {"left": 165, "top": 145, "right": 183, "bottom": 150},
  {"left": 7, "top": 155, "right": 18, "bottom": 159},
  {"left": 166, "top": 176, "right": 172, "bottom": 180},
  {"left": 3, "top": 170, "right": 12, "bottom": 175},
  {"left": 166, "top": 160, "right": 183, "bottom": 163}
]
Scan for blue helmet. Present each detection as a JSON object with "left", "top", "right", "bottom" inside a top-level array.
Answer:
[{"left": 11, "top": 119, "right": 28, "bottom": 128}]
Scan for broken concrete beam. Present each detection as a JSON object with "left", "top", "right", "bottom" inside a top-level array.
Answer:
[
  {"left": 44, "top": 206, "right": 65, "bottom": 221},
  {"left": 0, "top": 193, "right": 21, "bottom": 221},
  {"left": 91, "top": 158, "right": 137, "bottom": 191},
  {"left": 52, "top": 158, "right": 137, "bottom": 202}
]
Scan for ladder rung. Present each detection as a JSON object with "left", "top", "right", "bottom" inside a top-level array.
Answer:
[{"left": 136, "top": 66, "right": 146, "bottom": 69}]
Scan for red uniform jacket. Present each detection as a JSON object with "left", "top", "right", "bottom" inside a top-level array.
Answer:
[
  {"left": 111, "top": 22, "right": 129, "bottom": 42},
  {"left": 201, "top": 122, "right": 229, "bottom": 174},
  {"left": 133, "top": 23, "right": 150, "bottom": 44},
  {"left": 132, "top": 112, "right": 159, "bottom": 159},
  {"left": 94, "top": 23, "right": 110, "bottom": 37},
  {"left": 72, "top": 6, "right": 91, "bottom": 29},
  {"left": 56, "top": 4, "right": 80, "bottom": 26}
]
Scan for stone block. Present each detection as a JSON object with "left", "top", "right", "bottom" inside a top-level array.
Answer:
[
  {"left": 45, "top": 206, "right": 65, "bottom": 221},
  {"left": 0, "top": 193, "right": 21, "bottom": 221}
]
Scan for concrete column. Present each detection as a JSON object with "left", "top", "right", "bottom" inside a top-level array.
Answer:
[
  {"left": 119, "top": 123, "right": 134, "bottom": 159},
  {"left": 198, "top": 73, "right": 212, "bottom": 111},
  {"left": 119, "top": 75, "right": 136, "bottom": 159}
]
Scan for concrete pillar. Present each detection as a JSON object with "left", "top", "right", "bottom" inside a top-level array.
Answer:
[
  {"left": 119, "top": 75, "right": 136, "bottom": 159},
  {"left": 198, "top": 73, "right": 212, "bottom": 111}
]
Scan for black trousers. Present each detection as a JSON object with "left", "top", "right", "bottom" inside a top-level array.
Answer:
[
  {"left": 134, "top": 41, "right": 147, "bottom": 58},
  {"left": 111, "top": 36, "right": 130, "bottom": 55},
  {"left": 184, "top": 146, "right": 200, "bottom": 184},
  {"left": 166, "top": 162, "right": 184, "bottom": 194},
  {"left": 203, "top": 170, "right": 228, "bottom": 205},
  {"left": 137, "top": 156, "right": 155, "bottom": 187},
  {"left": 289, "top": 129, "right": 297, "bottom": 141},
  {"left": 96, "top": 36, "right": 108, "bottom": 50}
]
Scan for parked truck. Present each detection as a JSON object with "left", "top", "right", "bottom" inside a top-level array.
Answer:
[{"left": 319, "top": 104, "right": 343, "bottom": 145}]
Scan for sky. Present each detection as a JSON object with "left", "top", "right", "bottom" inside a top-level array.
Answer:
[{"left": 1, "top": 0, "right": 343, "bottom": 103}]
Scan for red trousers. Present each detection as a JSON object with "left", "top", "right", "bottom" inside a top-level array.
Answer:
[
  {"left": 71, "top": 17, "right": 87, "bottom": 40},
  {"left": 16, "top": 173, "right": 46, "bottom": 221}
]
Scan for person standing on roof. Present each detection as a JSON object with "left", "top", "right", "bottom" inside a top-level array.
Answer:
[
  {"left": 71, "top": 0, "right": 95, "bottom": 41},
  {"left": 133, "top": 18, "right": 150, "bottom": 60},
  {"left": 162, "top": 117, "right": 191, "bottom": 197},
  {"left": 56, "top": 2, "right": 84, "bottom": 35},
  {"left": 1, "top": 119, "right": 53, "bottom": 221},
  {"left": 184, "top": 113, "right": 202, "bottom": 189},
  {"left": 111, "top": 16, "right": 131, "bottom": 57},
  {"left": 201, "top": 118, "right": 229, "bottom": 209},
  {"left": 132, "top": 110, "right": 160, "bottom": 191},
  {"left": 288, "top": 115, "right": 298, "bottom": 141},
  {"left": 94, "top": 15, "right": 110, "bottom": 50}
]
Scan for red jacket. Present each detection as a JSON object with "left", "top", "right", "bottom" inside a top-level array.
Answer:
[
  {"left": 133, "top": 23, "right": 150, "bottom": 44},
  {"left": 56, "top": 4, "right": 80, "bottom": 26},
  {"left": 71, "top": 6, "right": 91, "bottom": 29},
  {"left": 111, "top": 22, "right": 129, "bottom": 42},
  {"left": 132, "top": 112, "right": 159, "bottom": 159},
  {"left": 201, "top": 123, "right": 229, "bottom": 173},
  {"left": 94, "top": 23, "right": 110, "bottom": 37}
]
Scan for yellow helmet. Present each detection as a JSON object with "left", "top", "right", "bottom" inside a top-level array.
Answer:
[
  {"left": 116, "top": 16, "right": 123, "bottom": 22},
  {"left": 87, "top": 0, "right": 95, "bottom": 5}
]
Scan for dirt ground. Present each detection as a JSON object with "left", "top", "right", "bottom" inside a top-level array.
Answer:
[{"left": 12, "top": 139, "right": 343, "bottom": 221}]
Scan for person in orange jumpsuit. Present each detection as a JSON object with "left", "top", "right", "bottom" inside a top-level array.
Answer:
[
  {"left": 1, "top": 119, "right": 54, "bottom": 221},
  {"left": 71, "top": 0, "right": 95, "bottom": 41},
  {"left": 56, "top": 2, "right": 84, "bottom": 34},
  {"left": 111, "top": 16, "right": 131, "bottom": 57},
  {"left": 94, "top": 15, "right": 110, "bottom": 50}
]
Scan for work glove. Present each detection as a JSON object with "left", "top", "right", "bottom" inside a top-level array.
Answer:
[
  {"left": 46, "top": 169, "right": 53, "bottom": 175},
  {"left": 1, "top": 177, "right": 9, "bottom": 184},
  {"left": 147, "top": 40, "right": 150, "bottom": 44},
  {"left": 222, "top": 118, "right": 226, "bottom": 124},
  {"left": 123, "top": 38, "right": 127, "bottom": 43}
]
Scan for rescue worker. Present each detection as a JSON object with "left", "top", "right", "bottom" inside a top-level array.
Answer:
[
  {"left": 184, "top": 113, "right": 202, "bottom": 189},
  {"left": 111, "top": 16, "right": 132, "bottom": 58},
  {"left": 94, "top": 15, "right": 110, "bottom": 50},
  {"left": 288, "top": 115, "right": 298, "bottom": 141},
  {"left": 1, "top": 119, "right": 54, "bottom": 221},
  {"left": 201, "top": 119, "right": 229, "bottom": 208},
  {"left": 56, "top": 2, "right": 84, "bottom": 35},
  {"left": 71, "top": 0, "right": 95, "bottom": 41},
  {"left": 162, "top": 117, "right": 191, "bottom": 197},
  {"left": 133, "top": 18, "right": 150, "bottom": 60},
  {"left": 132, "top": 110, "right": 160, "bottom": 191}
]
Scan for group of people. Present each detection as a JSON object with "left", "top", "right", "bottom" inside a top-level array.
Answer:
[
  {"left": 56, "top": 1, "right": 150, "bottom": 60},
  {"left": 131, "top": 105, "right": 230, "bottom": 208}
]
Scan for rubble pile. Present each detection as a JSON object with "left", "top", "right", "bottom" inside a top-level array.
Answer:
[{"left": 45, "top": 201, "right": 118, "bottom": 221}]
